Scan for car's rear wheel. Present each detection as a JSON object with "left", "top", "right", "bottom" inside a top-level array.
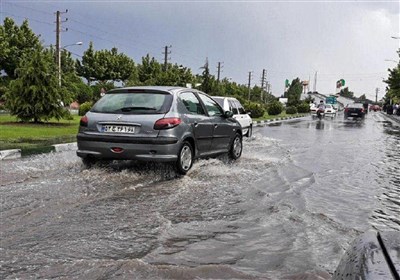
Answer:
[
  {"left": 245, "top": 124, "right": 253, "bottom": 137},
  {"left": 229, "top": 133, "right": 242, "bottom": 160},
  {"left": 176, "top": 141, "right": 193, "bottom": 175},
  {"left": 82, "top": 157, "right": 97, "bottom": 168}
]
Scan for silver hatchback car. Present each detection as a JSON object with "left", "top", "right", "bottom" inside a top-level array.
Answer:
[{"left": 77, "top": 86, "right": 243, "bottom": 174}]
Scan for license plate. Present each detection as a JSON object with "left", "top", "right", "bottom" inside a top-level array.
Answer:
[
  {"left": 102, "top": 125, "right": 135, "bottom": 134},
  {"left": 351, "top": 113, "right": 358, "bottom": 116}
]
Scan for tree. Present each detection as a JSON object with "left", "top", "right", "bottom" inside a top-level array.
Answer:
[
  {"left": 5, "top": 49, "right": 71, "bottom": 122},
  {"left": 0, "top": 17, "right": 41, "bottom": 79},
  {"left": 339, "top": 87, "right": 354, "bottom": 99},
  {"left": 286, "top": 78, "right": 302, "bottom": 106},
  {"left": 359, "top": 94, "right": 367, "bottom": 101},
  {"left": 199, "top": 58, "right": 214, "bottom": 94},
  {"left": 76, "top": 42, "right": 96, "bottom": 85},
  {"left": 384, "top": 49, "right": 400, "bottom": 104},
  {"left": 76, "top": 42, "right": 135, "bottom": 85},
  {"left": 135, "top": 54, "right": 163, "bottom": 85}
]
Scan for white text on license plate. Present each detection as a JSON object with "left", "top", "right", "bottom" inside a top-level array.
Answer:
[{"left": 103, "top": 125, "right": 135, "bottom": 133}]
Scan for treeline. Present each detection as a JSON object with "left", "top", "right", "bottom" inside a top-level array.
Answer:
[
  {"left": 0, "top": 17, "right": 308, "bottom": 122},
  {"left": 384, "top": 50, "right": 400, "bottom": 105}
]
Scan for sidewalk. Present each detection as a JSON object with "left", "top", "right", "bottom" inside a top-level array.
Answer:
[{"left": 380, "top": 112, "right": 400, "bottom": 124}]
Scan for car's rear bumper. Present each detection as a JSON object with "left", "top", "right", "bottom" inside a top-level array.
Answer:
[{"left": 76, "top": 133, "right": 180, "bottom": 162}]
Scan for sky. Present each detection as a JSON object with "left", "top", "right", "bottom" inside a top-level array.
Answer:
[{"left": 1, "top": 0, "right": 399, "bottom": 100}]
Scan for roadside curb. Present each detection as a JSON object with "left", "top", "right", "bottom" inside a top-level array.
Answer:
[
  {"left": 252, "top": 114, "right": 309, "bottom": 127},
  {"left": 380, "top": 112, "right": 400, "bottom": 124},
  {"left": 52, "top": 142, "right": 77, "bottom": 152},
  {"left": 0, "top": 149, "right": 21, "bottom": 160},
  {"left": 0, "top": 142, "right": 77, "bottom": 161}
]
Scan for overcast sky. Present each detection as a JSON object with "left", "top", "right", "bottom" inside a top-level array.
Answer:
[{"left": 1, "top": 0, "right": 399, "bottom": 100}]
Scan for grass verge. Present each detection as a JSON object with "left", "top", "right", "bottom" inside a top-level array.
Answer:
[
  {"left": 253, "top": 112, "right": 308, "bottom": 122},
  {"left": 0, "top": 114, "right": 80, "bottom": 153}
]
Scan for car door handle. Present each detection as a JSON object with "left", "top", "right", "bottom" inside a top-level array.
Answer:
[
  {"left": 194, "top": 122, "right": 199, "bottom": 127},
  {"left": 214, "top": 124, "right": 218, "bottom": 128}
]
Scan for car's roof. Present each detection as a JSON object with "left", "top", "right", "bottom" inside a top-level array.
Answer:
[
  {"left": 108, "top": 86, "right": 189, "bottom": 93},
  {"left": 212, "top": 96, "right": 237, "bottom": 100}
]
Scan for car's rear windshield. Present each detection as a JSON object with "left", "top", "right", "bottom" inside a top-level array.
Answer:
[
  {"left": 348, "top": 103, "right": 363, "bottom": 108},
  {"left": 91, "top": 92, "right": 173, "bottom": 114}
]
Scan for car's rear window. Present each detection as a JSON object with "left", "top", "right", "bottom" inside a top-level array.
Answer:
[
  {"left": 348, "top": 103, "right": 363, "bottom": 108},
  {"left": 91, "top": 92, "right": 172, "bottom": 114}
]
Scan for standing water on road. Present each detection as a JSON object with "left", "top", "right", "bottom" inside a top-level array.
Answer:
[{"left": 1, "top": 112, "right": 399, "bottom": 279}]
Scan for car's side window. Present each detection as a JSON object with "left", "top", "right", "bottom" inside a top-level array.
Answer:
[
  {"left": 198, "top": 94, "right": 224, "bottom": 117},
  {"left": 235, "top": 100, "right": 246, "bottom": 114},
  {"left": 228, "top": 100, "right": 239, "bottom": 114},
  {"left": 179, "top": 92, "right": 205, "bottom": 115}
]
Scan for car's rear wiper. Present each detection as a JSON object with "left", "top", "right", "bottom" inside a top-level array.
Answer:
[{"left": 117, "top": 106, "right": 157, "bottom": 112}]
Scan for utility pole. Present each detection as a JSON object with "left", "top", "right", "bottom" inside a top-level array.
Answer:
[
  {"left": 217, "top": 62, "right": 223, "bottom": 82},
  {"left": 55, "top": 10, "right": 68, "bottom": 87},
  {"left": 163, "top": 45, "right": 171, "bottom": 71},
  {"left": 261, "top": 69, "right": 267, "bottom": 102},
  {"left": 248, "top": 71, "right": 252, "bottom": 100},
  {"left": 313, "top": 71, "right": 318, "bottom": 93},
  {"left": 375, "top": 88, "right": 380, "bottom": 103}
]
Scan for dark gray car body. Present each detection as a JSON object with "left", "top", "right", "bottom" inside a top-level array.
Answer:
[{"left": 77, "top": 86, "right": 242, "bottom": 164}]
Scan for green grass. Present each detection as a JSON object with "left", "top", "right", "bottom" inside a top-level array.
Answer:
[
  {"left": 253, "top": 112, "right": 308, "bottom": 121},
  {"left": 0, "top": 114, "right": 80, "bottom": 152}
]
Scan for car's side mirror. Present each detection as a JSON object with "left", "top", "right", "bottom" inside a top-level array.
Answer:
[
  {"left": 247, "top": 111, "right": 252, "bottom": 116},
  {"left": 224, "top": 111, "right": 234, "bottom": 118}
]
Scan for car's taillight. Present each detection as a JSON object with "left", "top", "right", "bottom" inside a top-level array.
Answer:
[
  {"left": 344, "top": 108, "right": 349, "bottom": 112},
  {"left": 361, "top": 108, "right": 364, "bottom": 113},
  {"left": 154, "top": 118, "right": 181, "bottom": 130},
  {"left": 80, "top": 116, "right": 88, "bottom": 127}
]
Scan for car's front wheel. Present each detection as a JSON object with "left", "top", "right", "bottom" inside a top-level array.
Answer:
[
  {"left": 176, "top": 141, "right": 193, "bottom": 175},
  {"left": 245, "top": 124, "right": 253, "bottom": 137},
  {"left": 229, "top": 133, "right": 243, "bottom": 160}
]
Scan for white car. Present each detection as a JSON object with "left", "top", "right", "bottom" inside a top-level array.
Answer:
[
  {"left": 310, "top": 104, "right": 317, "bottom": 116},
  {"left": 324, "top": 104, "right": 337, "bottom": 117},
  {"left": 212, "top": 96, "right": 253, "bottom": 137}
]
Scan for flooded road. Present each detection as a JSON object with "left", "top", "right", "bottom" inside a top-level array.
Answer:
[{"left": 1, "top": 112, "right": 399, "bottom": 279}]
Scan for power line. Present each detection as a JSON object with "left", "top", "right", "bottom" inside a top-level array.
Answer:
[
  {"left": 0, "top": 11, "right": 53, "bottom": 26},
  {"left": 3, "top": 2, "right": 54, "bottom": 16}
]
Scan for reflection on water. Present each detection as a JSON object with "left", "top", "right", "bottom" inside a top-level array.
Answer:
[
  {"left": 371, "top": 119, "right": 400, "bottom": 230},
  {"left": 0, "top": 113, "right": 399, "bottom": 280}
]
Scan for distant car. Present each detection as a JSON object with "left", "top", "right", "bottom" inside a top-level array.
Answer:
[
  {"left": 370, "top": 104, "right": 381, "bottom": 112},
  {"left": 211, "top": 96, "right": 253, "bottom": 137},
  {"left": 324, "top": 104, "right": 337, "bottom": 117},
  {"left": 310, "top": 104, "right": 317, "bottom": 116},
  {"left": 344, "top": 103, "right": 365, "bottom": 119},
  {"left": 76, "top": 86, "right": 243, "bottom": 174}
]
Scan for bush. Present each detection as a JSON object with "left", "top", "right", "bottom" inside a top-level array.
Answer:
[
  {"left": 296, "top": 102, "right": 310, "bottom": 113},
  {"left": 244, "top": 102, "right": 265, "bottom": 118},
  {"left": 267, "top": 101, "right": 284, "bottom": 115},
  {"left": 286, "top": 106, "right": 298, "bottom": 114},
  {"left": 79, "top": 101, "right": 93, "bottom": 116}
]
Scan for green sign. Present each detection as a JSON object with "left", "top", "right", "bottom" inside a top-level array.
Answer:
[{"left": 336, "top": 79, "right": 346, "bottom": 88}]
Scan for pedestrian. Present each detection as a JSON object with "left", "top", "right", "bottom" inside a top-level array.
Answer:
[
  {"left": 393, "top": 104, "right": 398, "bottom": 115},
  {"left": 395, "top": 103, "right": 400, "bottom": 116}
]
